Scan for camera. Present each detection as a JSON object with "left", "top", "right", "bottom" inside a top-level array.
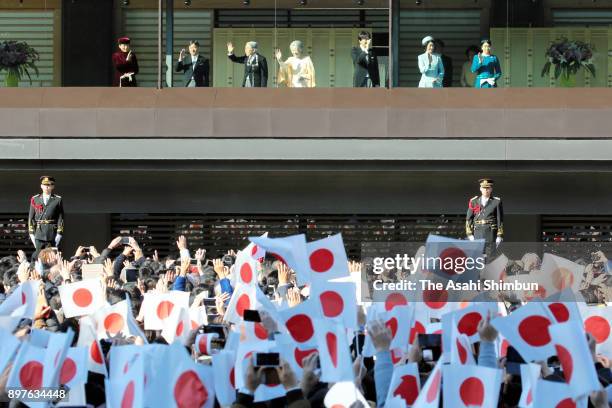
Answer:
[{"left": 221, "top": 254, "right": 235, "bottom": 268}]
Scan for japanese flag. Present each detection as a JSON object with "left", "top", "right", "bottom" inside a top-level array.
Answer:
[
  {"left": 161, "top": 306, "right": 191, "bottom": 345},
  {"left": 442, "top": 302, "right": 497, "bottom": 355},
  {"left": 412, "top": 359, "right": 442, "bottom": 408},
  {"left": 195, "top": 333, "right": 219, "bottom": 356},
  {"left": 0, "top": 280, "right": 40, "bottom": 320},
  {"left": 189, "top": 306, "right": 208, "bottom": 331},
  {"left": 0, "top": 328, "right": 20, "bottom": 374},
  {"left": 532, "top": 378, "right": 587, "bottom": 408},
  {"left": 234, "top": 248, "right": 258, "bottom": 287},
  {"left": 424, "top": 234, "right": 485, "bottom": 280},
  {"left": 223, "top": 284, "right": 256, "bottom": 324},
  {"left": 58, "top": 279, "right": 104, "bottom": 318},
  {"left": 384, "top": 304, "right": 414, "bottom": 352},
  {"left": 76, "top": 315, "right": 107, "bottom": 376},
  {"left": 274, "top": 332, "right": 316, "bottom": 380},
  {"left": 212, "top": 349, "right": 237, "bottom": 406},
  {"left": 249, "top": 233, "right": 310, "bottom": 286},
  {"left": 581, "top": 305, "right": 612, "bottom": 358},
  {"left": 442, "top": 364, "right": 502, "bottom": 408},
  {"left": 279, "top": 299, "right": 319, "bottom": 348},
  {"left": 542, "top": 289, "right": 583, "bottom": 324},
  {"left": 417, "top": 283, "right": 457, "bottom": 320},
  {"left": 152, "top": 342, "right": 215, "bottom": 408},
  {"left": 518, "top": 363, "right": 541, "bottom": 408},
  {"left": 59, "top": 347, "right": 88, "bottom": 389},
  {"left": 43, "top": 329, "right": 74, "bottom": 388},
  {"left": 550, "top": 320, "right": 601, "bottom": 398},
  {"left": 315, "top": 319, "right": 353, "bottom": 383},
  {"left": 307, "top": 234, "right": 350, "bottom": 283},
  {"left": 539, "top": 253, "right": 584, "bottom": 294},
  {"left": 246, "top": 233, "right": 268, "bottom": 261},
  {"left": 105, "top": 351, "right": 145, "bottom": 408},
  {"left": 142, "top": 291, "right": 190, "bottom": 331},
  {"left": 385, "top": 362, "right": 421, "bottom": 407},
  {"left": 324, "top": 381, "right": 369, "bottom": 408},
  {"left": 241, "top": 320, "right": 271, "bottom": 344},
  {"left": 7, "top": 342, "right": 46, "bottom": 391},
  {"left": 450, "top": 327, "right": 476, "bottom": 366},
  {"left": 491, "top": 300, "right": 556, "bottom": 362},
  {"left": 482, "top": 253, "right": 508, "bottom": 281},
  {"left": 94, "top": 300, "right": 132, "bottom": 340},
  {"left": 311, "top": 281, "right": 358, "bottom": 330}
]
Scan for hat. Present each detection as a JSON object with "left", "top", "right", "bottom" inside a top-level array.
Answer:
[
  {"left": 479, "top": 178, "right": 494, "bottom": 188},
  {"left": 117, "top": 37, "right": 131, "bottom": 45},
  {"left": 40, "top": 176, "right": 55, "bottom": 185},
  {"left": 421, "top": 36, "right": 434, "bottom": 46}
]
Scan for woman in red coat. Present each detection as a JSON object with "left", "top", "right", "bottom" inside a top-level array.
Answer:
[{"left": 112, "top": 37, "right": 139, "bottom": 87}]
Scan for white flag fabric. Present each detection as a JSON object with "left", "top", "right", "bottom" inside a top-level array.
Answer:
[
  {"left": 324, "top": 381, "right": 369, "bottom": 408},
  {"left": 161, "top": 306, "right": 191, "bottom": 345},
  {"left": 212, "top": 349, "right": 237, "bottom": 406},
  {"left": 0, "top": 280, "right": 40, "bottom": 320},
  {"left": 223, "top": 284, "right": 256, "bottom": 325},
  {"left": 76, "top": 316, "right": 107, "bottom": 376},
  {"left": 385, "top": 362, "right": 421, "bottom": 407},
  {"left": 532, "top": 378, "right": 586, "bottom": 408},
  {"left": 59, "top": 347, "right": 89, "bottom": 389},
  {"left": 43, "top": 329, "right": 74, "bottom": 389},
  {"left": 249, "top": 234, "right": 310, "bottom": 285},
  {"left": 7, "top": 342, "right": 46, "bottom": 391},
  {"left": 518, "top": 363, "right": 541, "bottom": 408},
  {"left": 482, "top": 253, "right": 509, "bottom": 281},
  {"left": 450, "top": 328, "right": 476, "bottom": 366},
  {"left": 105, "top": 350, "right": 145, "bottom": 408},
  {"left": 234, "top": 248, "right": 258, "bottom": 287},
  {"left": 442, "top": 364, "right": 502, "bottom": 408},
  {"left": 491, "top": 301, "right": 556, "bottom": 362},
  {"left": 279, "top": 299, "right": 319, "bottom": 347},
  {"left": 424, "top": 234, "right": 485, "bottom": 279},
  {"left": 539, "top": 253, "right": 584, "bottom": 294},
  {"left": 307, "top": 234, "right": 350, "bottom": 284},
  {"left": 311, "top": 281, "right": 357, "bottom": 330},
  {"left": 94, "top": 300, "right": 132, "bottom": 340},
  {"left": 142, "top": 291, "right": 190, "bottom": 330},
  {"left": 550, "top": 320, "right": 601, "bottom": 398},
  {"left": 581, "top": 305, "right": 612, "bottom": 358},
  {"left": 411, "top": 357, "right": 443, "bottom": 408},
  {"left": 58, "top": 279, "right": 104, "bottom": 318},
  {"left": 0, "top": 327, "right": 21, "bottom": 375},
  {"left": 315, "top": 319, "right": 353, "bottom": 383},
  {"left": 384, "top": 305, "right": 414, "bottom": 353}
]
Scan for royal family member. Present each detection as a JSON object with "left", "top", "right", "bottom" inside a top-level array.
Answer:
[
  {"left": 351, "top": 31, "right": 380, "bottom": 88},
  {"left": 417, "top": 36, "right": 444, "bottom": 88},
  {"left": 466, "top": 178, "right": 504, "bottom": 257},
  {"left": 112, "top": 37, "right": 139, "bottom": 87},
  {"left": 176, "top": 40, "right": 210, "bottom": 87},
  {"left": 227, "top": 41, "right": 268, "bottom": 87},
  {"left": 275, "top": 41, "right": 316, "bottom": 88},
  {"left": 471, "top": 39, "right": 502, "bottom": 88}
]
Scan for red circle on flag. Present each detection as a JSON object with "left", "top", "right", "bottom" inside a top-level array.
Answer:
[
  {"left": 269, "top": 252, "right": 288, "bottom": 266},
  {"left": 198, "top": 335, "right": 209, "bottom": 355},
  {"left": 457, "top": 312, "right": 482, "bottom": 337},
  {"left": 251, "top": 245, "right": 258, "bottom": 256},
  {"left": 439, "top": 247, "right": 467, "bottom": 276},
  {"left": 326, "top": 332, "right": 338, "bottom": 367},
  {"left": 548, "top": 303, "right": 570, "bottom": 323},
  {"left": 191, "top": 320, "right": 199, "bottom": 330},
  {"left": 157, "top": 300, "right": 174, "bottom": 320},
  {"left": 104, "top": 312, "right": 125, "bottom": 334},
  {"left": 518, "top": 315, "right": 552, "bottom": 347},
  {"left": 393, "top": 375, "right": 419, "bottom": 405},
  {"left": 310, "top": 248, "right": 334, "bottom": 273},
  {"left": 426, "top": 369, "right": 442, "bottom": 403},
  {"left": 286, "top": 314, "right": 314, "bottom": 343},
  {"left": 331, "top": 405, "right": 346, "bottom": 408},
  {"left": 73, "top": 288, "right": 93, "bottom": 308},
  {"left": 555, "top": 344, "right": 573, "bottom": 383},
  {"left": 552, "top": 268, "right": 574, "bottom": 290},
  {"left": 320, "top": 291, "right": 344, "bottom": 318},
  {"left": 240, "top": 263, "right": 253, "bottom": 283},
  {"left": 584, "top": 316, "right": 611, "bottom": 344},
  {"left": 236, "top": 294, "right": 251, "bottom": 317},
  {"left": 409, "top": 320, "right": 426, "bottom": 344},
  {"left": 556, "top": 398, "right": 576, "bottom": 408},
  {"left": 459, "top": 377, "right": 485, "bottom": 407},
  {"left": 229, "top": 367, "right": 235, "bottom": 388},
  {"left": 174, "top": 370, "right": 208, "bottom": 408},
  {"left": 385, "top": 293, "right": 407, "bottom": 311},
  {"left": 176, "top": 321, "right": 184, "bottom": 337},
  {"left": 254, "top": 322, "right": 268, "bottom": 340},
  {"left": 91, "top": 341, "right": 103, "bottom": 364},
  {"left": 294, "top": 347, "right": 317, "bottom": 368},
  {"left": 457, "top": 339, "right": 468, "bottom": 364},
  {"left": 423, "top": 289, "right": 448, "bottom": 309},
  {"left": 19, "top": 361, "right": 43, "bottom": 390},
  {"left": 526, "top": 389, "right": 533, "bottom": 404},
  {"left": 500, "top": 339, "right": 509, "bottom": 358},
  {"left": 386, "top": 317, "right": 398, "bottom": 338},
  {"left": 121, "top": 381, "right": 135, "bottom": 408},
  {"left": 60, "top": 357, "right": 77, "bottom": 385},
  {"left": 21, "top": 291, "right": 27, "bottom": 305}
]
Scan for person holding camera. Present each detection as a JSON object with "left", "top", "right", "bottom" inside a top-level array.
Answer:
[
  {"left": 176, "top": 40, "right": 210, "bottom": 87},
  {"left": 28, "top": 176, "right": 65, "bottom": 261}
]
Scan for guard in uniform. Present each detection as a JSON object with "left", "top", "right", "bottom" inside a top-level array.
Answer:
[
  {"left": 28, "top": 176, "right": 64, "bottom": 260},
  {"left": 466, "top": 178, "right": 503, "bottom": 257}
]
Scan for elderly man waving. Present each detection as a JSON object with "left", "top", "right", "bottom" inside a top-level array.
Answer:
[{"left": 227, "top": 40, "right": 268, "bottom": 88}]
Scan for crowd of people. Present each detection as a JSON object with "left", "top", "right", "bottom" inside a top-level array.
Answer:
[{"left": 0, "top": 229, "right": 611, "bottom": 407}]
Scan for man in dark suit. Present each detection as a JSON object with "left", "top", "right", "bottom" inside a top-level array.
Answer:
[
  {"left": 227, "top": 41, "right": 268, "bottom": 87},
  {"left": 28, "top": 176, "right": 65, "bottom": 260},
  {"left": 176, "top": 40, "right": 210, "bottom": 87},
  {"left": 435, "top": 39, "right": 454, "bottom": 88},
  {"left": 351, "top": 31, "right": 380, "bottom": 88}
]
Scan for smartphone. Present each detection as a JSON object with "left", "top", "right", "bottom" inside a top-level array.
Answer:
[
  {"left": 203, "top": 324, "right": 226, "bottom": 340},
  {"left": 243, "top": 309, "right": 261, "bottom": 323},
  {"left": 254, "top": 352, "right": 280, "bottom": 368},
  {"left": 418, "top": 334, "right": 442, "bottom": 362},
  {"left": 120, "top": 237, "right": 131, "bottom": 245},
  {"left": 190, "top": 259, "right": 199, "bottom": 265},
  {"left": 210, "top": 337, "right": 226, "bottom": 351},
  {"left": 125, "top": 268, "right": 138, "bottom": 283}
]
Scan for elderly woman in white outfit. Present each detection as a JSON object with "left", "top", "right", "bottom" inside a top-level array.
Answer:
[{"left": 417, "top": 36, "right": 444, "bottom": 88}]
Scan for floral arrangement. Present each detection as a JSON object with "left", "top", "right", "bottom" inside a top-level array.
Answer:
[
  {"left": 541, "top": 38, "right": 595, "bottom": 80},
  {"left": 0, "top": 40, "right": 40, "bottom": 84}
]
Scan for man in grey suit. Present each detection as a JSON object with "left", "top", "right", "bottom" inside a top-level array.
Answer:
[{"left": 176, "top": 40, "right": 210, "bottom": 87}]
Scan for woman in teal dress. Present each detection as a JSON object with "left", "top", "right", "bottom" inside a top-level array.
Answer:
[{"left": 471, "top": 39, "right": 502, "bottom": 88}]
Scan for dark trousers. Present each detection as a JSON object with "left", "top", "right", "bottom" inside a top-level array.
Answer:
[
  {"left": 474, "top": 225, "right": 498, "bottom": 258},
  {"left": 32, "top": 239, "right": 53, "bottom": 261}
]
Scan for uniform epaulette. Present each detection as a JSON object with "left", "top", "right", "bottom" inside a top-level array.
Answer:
[
  {"left": 54, "top": 194, "right": 61, "bottom": 198},
  {"left": 471, "top": 195, "right": 478, "bottom": 200},
  {"left": 493, "top": 196, "right": 500, "bottom": 200},
  {"left": 31, "top": 194, "right": 40, "bottom": 199}
]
